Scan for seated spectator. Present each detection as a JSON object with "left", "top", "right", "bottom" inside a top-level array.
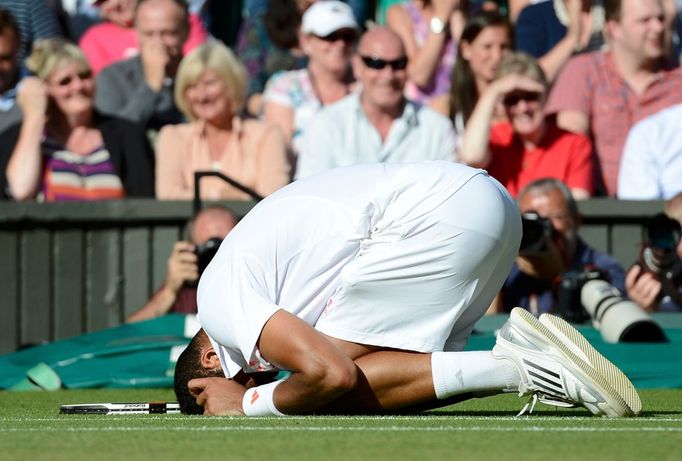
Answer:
[
  {"left": 460, "top": 52, "right": 595, "bottom": 199},
  {"left": 296, "top": 26, "right": 456, "bottom": 179},
  {"left": 387, "top": 0, "right": 463, "bottom": 104},
  {"left": 263, "top": 1, "right": 358, "bottom": 160},
  {"left": 80, "top": 0, "right": 207, "bottom": 75},
  {"left": 0, "top": 0, "right": 62, "bottom": 63},
  {"left": 625, "top": 192, "right": 682, "bottom": 312},
  {"left": 0, "top": 8, "right": 21, "bottom": 134},
  {"left": 94, "top": 0, "right": 189, "bottom": 133},
  {"left": 515, "top": 0, "right": 606, "bottom": 82},
  {"left": 236, "top": 0, "right": 312, "bottom": 116},
  {"left": 127, "top": 205, "right": 237, "bottom": 322},
  {"left": 155, "top": 41, "right": 291, "bottom": 200},
  {"left": 2, "top": 39, "right": 154, "bottom": 201},
  {"left": 430, "top": 10, "right": 512, "bottom": 134},
  {"left": 618, "top": 103, "right": 682, "bottom": 200},
  {"left": 545, "top": 0, "right": 682, "bottom": 196},
  {"left": 493, "top": 178, "right": 628, "bottom": 314}
]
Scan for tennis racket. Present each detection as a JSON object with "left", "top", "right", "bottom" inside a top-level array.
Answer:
[{"left": 59, "top": 402, "right": 180, "bottom": 415}]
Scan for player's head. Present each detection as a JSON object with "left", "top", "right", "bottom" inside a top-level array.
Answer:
[{"left": 174, "top": 328, "right": 224, "bottom": 414}]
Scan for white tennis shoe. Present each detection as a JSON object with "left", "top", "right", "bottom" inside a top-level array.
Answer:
[{"left": 493, "top": 307, "right": 641, "bottom": 417}]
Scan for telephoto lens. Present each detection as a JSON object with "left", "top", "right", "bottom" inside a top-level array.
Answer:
[{"left": 581, "top": 280, "right": 667, "bottom": 343}]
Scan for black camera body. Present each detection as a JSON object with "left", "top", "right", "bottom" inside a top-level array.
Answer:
[
  {"left": 639, "top": 213, "right": 682, "bottom": 305},
  {"left": 195, "top": 237, "right": 223, "bottom": 276},
  {"left": 556, "top": 267, "right": 606, "bottom": 323},
  {"left": 519, "top": 212, "right": 554, "bottom": 255}
]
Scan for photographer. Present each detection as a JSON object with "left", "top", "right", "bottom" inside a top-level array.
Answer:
[
  {"left": 127, "top": 205, "right": 237, "bottom": 322},
  {"left": 495, "top": 178, "right": 627, "bottom": 314},
  {"left": 625, "top": 192, "right": 682, "bottom": 312}
]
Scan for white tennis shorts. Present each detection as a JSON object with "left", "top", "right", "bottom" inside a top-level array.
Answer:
[{"left": 314, "top": 173, "right": 521, "bottom": 352}]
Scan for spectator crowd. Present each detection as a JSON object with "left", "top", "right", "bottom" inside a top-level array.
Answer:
[{"left": 0, "top": 0, "right": 680, "bottom": 318}]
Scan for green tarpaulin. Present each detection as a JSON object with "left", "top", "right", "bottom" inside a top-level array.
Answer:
[{"left": 1, "top": 314, "right": 681, "bottom": 391}]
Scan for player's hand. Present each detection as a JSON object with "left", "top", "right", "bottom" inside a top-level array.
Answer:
[
  {"left": 625, "top": 264, "right": 662, "bottom": 312},
  {"left": 165, "top": 241, "right": 198, "bottom": 294},
  {"left": 189, "top": 377, "right": 247, "bottom": 416},
  {"left": 140, "top": 41, "right": 170, "bottom": 91},
  {"left": 17, "top": 77, "right": 49, "bottom": 119}
]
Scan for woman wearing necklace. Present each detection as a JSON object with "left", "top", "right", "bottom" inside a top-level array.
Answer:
[
  {"left": 155, "top": 41, "right": 291, "bottom": 201},
  {"left": 263, "top": 1, "right": 358, "bottom": 163}
]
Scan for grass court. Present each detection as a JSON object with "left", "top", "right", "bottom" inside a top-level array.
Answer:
[{"left": 1, "top": 388, "right": 680, "bottom": 461}]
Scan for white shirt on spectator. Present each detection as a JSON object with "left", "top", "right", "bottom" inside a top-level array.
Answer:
[
  {"left": 296, "top": 92, "right": 457, "bottom": 179},
  {"left": 618, "top": 104, "right": 682, "bottom": 200}
]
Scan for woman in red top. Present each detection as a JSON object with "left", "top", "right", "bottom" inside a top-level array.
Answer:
[{"left": 460, "top": 52, "right": 595, "bottom": 199}]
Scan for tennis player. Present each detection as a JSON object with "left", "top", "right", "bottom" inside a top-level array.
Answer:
[{"left": 176, "top": 162, "right": 640, "bottom": 417}]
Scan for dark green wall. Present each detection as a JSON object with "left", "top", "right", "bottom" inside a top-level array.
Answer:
[{"left": 0, "top": 199, "right": 664, "bottom": 354}]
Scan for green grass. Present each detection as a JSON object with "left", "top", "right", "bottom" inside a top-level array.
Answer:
[{"left": 1, "top": 389, "right": 680, "bottom": 461}]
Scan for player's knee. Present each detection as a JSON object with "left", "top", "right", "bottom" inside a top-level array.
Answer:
[{"left": 304, "top": 355, "right": 358, "bottom": 398}]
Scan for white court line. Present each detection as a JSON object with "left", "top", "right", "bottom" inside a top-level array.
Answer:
[
  {"left": 1, "top": 425, "right": 682, "bottom": 433},
  {"left": 3, "top": 415, "right": 682, "bottom": 423}
]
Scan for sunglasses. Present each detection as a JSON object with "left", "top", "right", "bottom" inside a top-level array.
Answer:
[
  {"left": 503, "top": 90, "right": 542, "bottom": 107},
  {"left": 360, "top": 55, "right": 408, "bottom": 71},
  {"left": 317, "top": 30, "right": 357, "bottom": 44},
  {"left": 51, "top": 70, "right": 93, "bottom": 87}
]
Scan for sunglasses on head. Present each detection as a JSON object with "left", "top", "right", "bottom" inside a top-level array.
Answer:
[
  {"left": 360, "top": 55, "right": 408, "bottom": 71},
  {"left": 503, "top": 90, "right": 542, "bottom": 107},
  {"left": 317, "top": 30, "right": 357, "bottom": 44},
  {"left": 52, "top": 70, "right": 93, "bottom": 87}
]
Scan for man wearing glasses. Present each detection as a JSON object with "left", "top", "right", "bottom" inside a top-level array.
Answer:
[{"left": 295, "top": 26, "right": 457, "bottom": 179}]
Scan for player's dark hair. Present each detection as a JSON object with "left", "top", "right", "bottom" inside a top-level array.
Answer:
[{"left": 174, "top": 329, "right": 224, "bottom": 414}]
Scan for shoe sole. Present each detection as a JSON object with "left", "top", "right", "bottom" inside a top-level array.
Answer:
[
  {"left": 538, "top": 312, "right": 641, "bottom": 415},
  {"left": 509, "top": 308, "right": 636, "bottom": 417}
]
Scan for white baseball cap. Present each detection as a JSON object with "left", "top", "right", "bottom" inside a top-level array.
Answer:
[{"left": 301, "top": 1, "right": 358, "bottom": 37}]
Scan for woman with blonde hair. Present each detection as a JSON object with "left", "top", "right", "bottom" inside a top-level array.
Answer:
[
  {"left": 3, "top": 38, "right": 154, "bottom": 201},
  {"left": 155, "top": 41, "right": 291, "bottom": 200},
  {"left": 460, "top": 52, "right": 596, "bottom": 199}
]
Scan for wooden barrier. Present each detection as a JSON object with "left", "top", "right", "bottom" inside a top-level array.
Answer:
[{"left": 0, "top": 198, "right": 665, "bottom": 354}]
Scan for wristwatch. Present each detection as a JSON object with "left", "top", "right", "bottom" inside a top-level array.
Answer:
[{"left": 429, "top": 17, "right": 447, "bottom": 35}]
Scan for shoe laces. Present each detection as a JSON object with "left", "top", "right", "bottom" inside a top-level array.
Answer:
[{"left": 515, "top": 391, "right": 577, "bottom": 416}]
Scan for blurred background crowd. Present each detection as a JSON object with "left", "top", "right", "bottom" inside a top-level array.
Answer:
[{"left": 0, "top": 0, "right": 680, "bottom": 325}]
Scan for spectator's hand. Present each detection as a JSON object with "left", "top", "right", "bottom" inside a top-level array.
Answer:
[
  {"left": 165, "top": 241, "right": 198, "bottom": 294},
  {"left": 625, "top": 264, "right": 662, "bottom": 312},
  {"left": 488, "top": 73, "right": 546, "bottom": 102},
  {"left": 516, "top": 237, "right": 568, "bottom": 280},
  {"left": 140, "top": 40, "right": 171, "bottom": 92},
  {"left": 17, "top": 77, "right": 48, "bottom": 119},
  {"left": 189, "top": 377, "right": 247, "bottom": 416}
]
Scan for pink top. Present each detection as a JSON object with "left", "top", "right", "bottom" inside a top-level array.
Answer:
[
  {"left": 402, "top": 2, "right": 456, "bottom": 103},
  {"left": 79, "top": 14, "right": 208, "bottom": 75},
  {"left": 155, "top": 118, "right": 291, "bottom": 201}
]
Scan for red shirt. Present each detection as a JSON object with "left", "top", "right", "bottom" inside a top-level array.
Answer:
[
  {"left": 545, "top": 51, "right": 682, "bottom": 195},
  {"left": 487, "top": 120, "right": 595, "bottom": 197}
]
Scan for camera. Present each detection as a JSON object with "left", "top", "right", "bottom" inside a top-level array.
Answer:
[
  {"left": 195, "top": 237, "right": 223, "bottom": 276},
  {"left": 519, "top": 212, "right": 553, "bottom": 255},
  {"left": 556, "top": 269, "right": 667, "bottom": 343},
  {"left": 639, "top": 213, "right": 682, "bottom": 305}
]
